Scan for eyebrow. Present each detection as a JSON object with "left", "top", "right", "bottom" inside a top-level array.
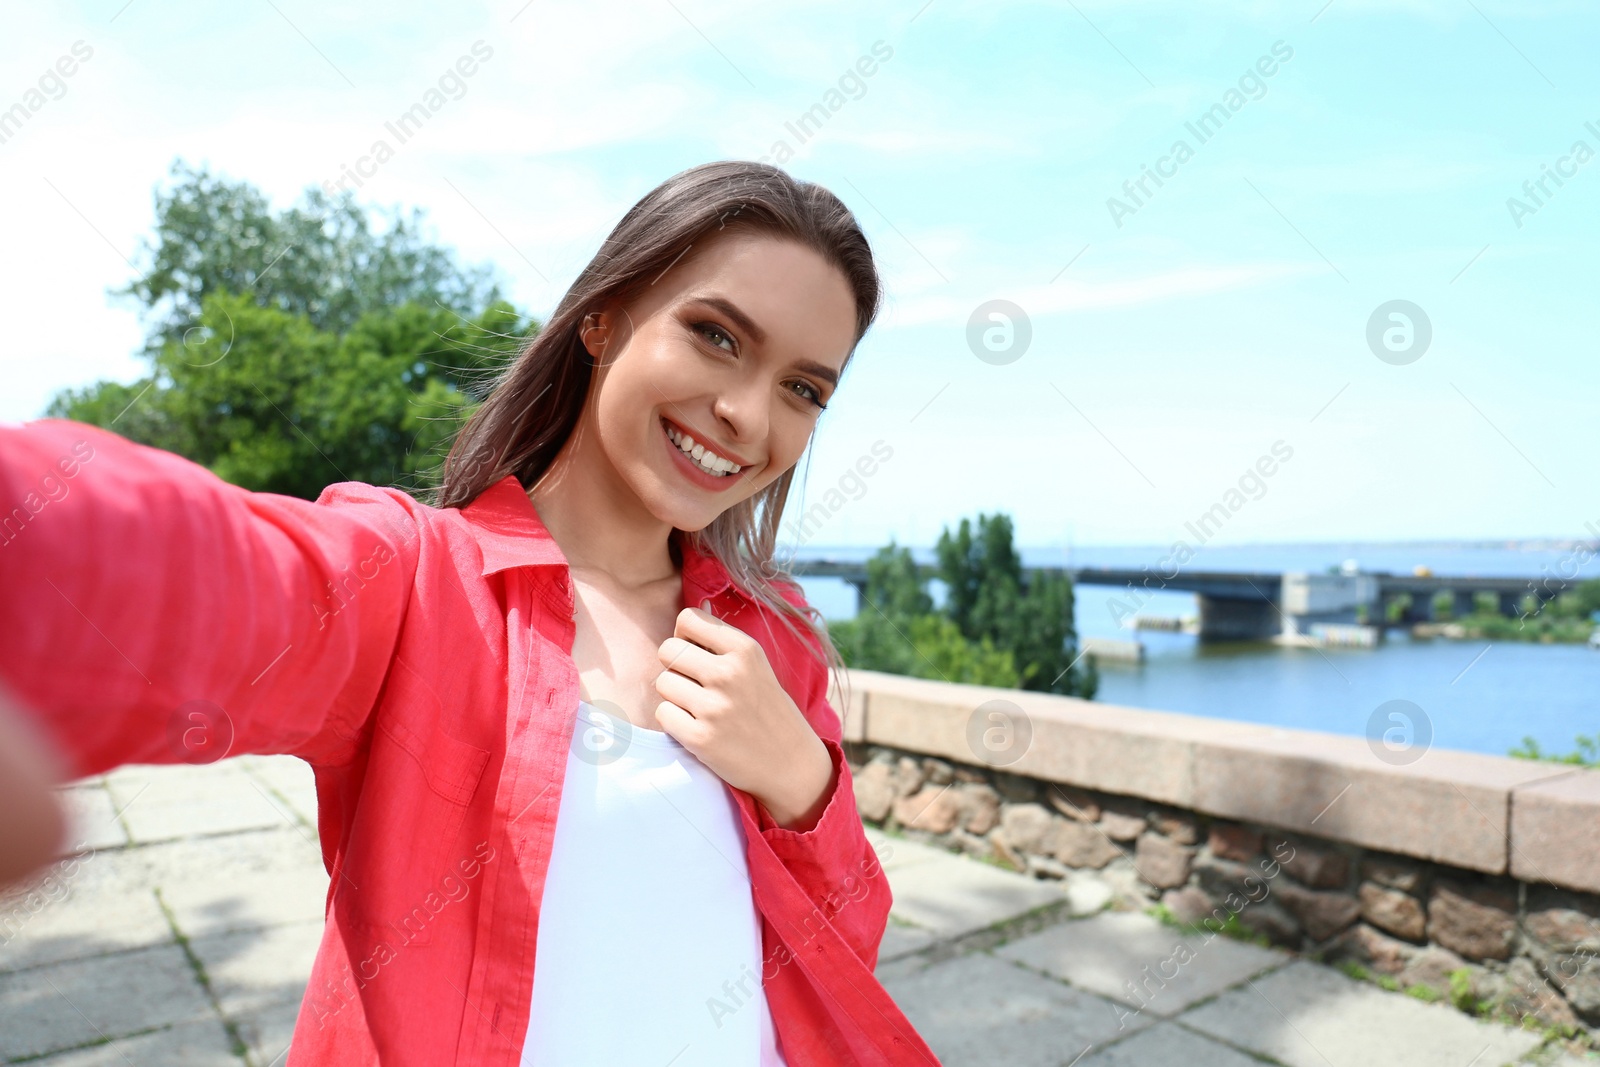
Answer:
[{"left": 691, "top": 294, "right": 842, "bottom": 388}]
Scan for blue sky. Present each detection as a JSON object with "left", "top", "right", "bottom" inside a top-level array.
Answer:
[{"left": 2, "top": 0, "right": 1595, "bottom": 550}]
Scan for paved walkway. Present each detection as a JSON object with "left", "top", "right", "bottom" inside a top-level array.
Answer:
[{"left": 0, "top": 755, "right": 1593, "bottom": 1066}]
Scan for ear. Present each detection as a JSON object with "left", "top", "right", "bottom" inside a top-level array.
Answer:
[
  {"left": 580, "top": 301, "right": 634, "bottom": 365},
  {"left": 580, "top": 308, "right": 610, "bottom": 361}
]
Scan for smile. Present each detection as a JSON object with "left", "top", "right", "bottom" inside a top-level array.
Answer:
[{"left": 660, "top": 416, "right": 746, "bottom": 481}]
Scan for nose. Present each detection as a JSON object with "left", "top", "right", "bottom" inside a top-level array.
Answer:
[{"left": 709, "top": 376, "right": 769, "bottom": 453}]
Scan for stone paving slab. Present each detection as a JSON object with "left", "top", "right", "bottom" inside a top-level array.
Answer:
[
  {"left": 0, "top": 848, "right": 173, "bottom": 974},
  {"left": 0, "top": 887, "right": 173, "bottom": 977},
  {"left": 237, "top": 754, "right": 320, "bottom": 828},
  {"left": 56, "top": 784, "right": 130, "bottom": 852},
  {"left": 877, "top": 949, "right": 1154, "bottom": 1067},
  {"left": 25, "top": 1018, "right": 242, "bottom": 1066},
  {"left": 190, "top": 918, "right": 322, "bottom": 1022},
  {"left": 1078, "top": 1020, "right": 1281, "bottom": 1066},
  {"left": 881, "top": 845, "right": 1075, "bottom": 939},
  {"left": 878, "top": 918, "right": 939, "bottom": 963},
  {"left": 105, "top": 761, "right": 298, "bottom": 844},
  {"left": 148, "top": 830, "right": 329, "bottom": 939},
  {"left": 994, "top": 909, "right": 1291, "bottom": 1020},
  {"left": 1180, "top": 959, "right": 1545, "bottom": 1067},
  {"left": 233, "top": 999, "right": 300, "bottom": 1067},
  {"left": 1, "top": 760, "right": 1588, "bottom": 1067},
  {"left": 866, "top": 825, "right": 960, "bottom": 872},
  {"left": 0, "top": 943, "right": 216, "bottom": 1061}
]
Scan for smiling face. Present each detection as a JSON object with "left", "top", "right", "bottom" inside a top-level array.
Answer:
[{"left": 575, "top": 228, "right": 859, "bottom": 533}]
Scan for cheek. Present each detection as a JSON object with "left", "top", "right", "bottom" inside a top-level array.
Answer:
[{"left": 760, "top": 419, "right": 814, "bottom": 479}]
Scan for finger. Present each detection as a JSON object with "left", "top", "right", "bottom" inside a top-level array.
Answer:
[
  {"left": 653, "top": 698, "right": 706, "bottom": 747},
  {"left": 657, "top": 635, "right": 719, "bottom": 684},
  {"left": 673, "top": 604, "right": 741, "bottom": 655},
  {"left": 653, "top": 662, "right": 707, "bottom": 713}
]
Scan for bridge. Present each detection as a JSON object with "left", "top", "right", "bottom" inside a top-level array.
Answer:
[{"left": 786, "top": 559, "right": 1582, "bottom": 642}]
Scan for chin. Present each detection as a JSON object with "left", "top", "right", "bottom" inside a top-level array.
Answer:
[{"left": 641, "top": 484, "right": 720, "bottom": 533}]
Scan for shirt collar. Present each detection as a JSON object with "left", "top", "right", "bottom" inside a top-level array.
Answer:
[{"left": 459, "top": 475, "right": 735, "bottom": 603}]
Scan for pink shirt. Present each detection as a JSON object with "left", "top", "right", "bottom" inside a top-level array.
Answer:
[{"left": 0, "top": 419, "right": 942, "bottom": 1066}]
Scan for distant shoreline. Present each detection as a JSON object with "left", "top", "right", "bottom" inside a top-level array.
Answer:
[{"left": 795, "top": 537, "right": 1600, "bottom": 554}]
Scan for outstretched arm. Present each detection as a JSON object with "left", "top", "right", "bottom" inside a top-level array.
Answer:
[{"left": 0, "top": 418, "right": 425, "bottom": 779}]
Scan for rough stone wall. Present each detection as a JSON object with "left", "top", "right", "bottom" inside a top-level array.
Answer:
[{"left": 846, "top": 741, "right": 1600, "bottom": 1037}]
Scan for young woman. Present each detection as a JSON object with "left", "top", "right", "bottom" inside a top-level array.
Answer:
[{"left": 0, "top": 161, "right": 941, "bottom": 1065}]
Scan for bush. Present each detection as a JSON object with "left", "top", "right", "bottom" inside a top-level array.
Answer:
[{"left": 827, "top": 521, "right": 1098, "bottom": 699}]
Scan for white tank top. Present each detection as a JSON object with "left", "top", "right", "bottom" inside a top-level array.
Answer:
[{"left": 520, "top": 700, "right": 789, "bottom": 1066}]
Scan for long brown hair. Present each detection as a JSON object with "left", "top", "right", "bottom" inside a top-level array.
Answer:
[{"left": 432, "top": 160, "right": 881, "bottom": 708}]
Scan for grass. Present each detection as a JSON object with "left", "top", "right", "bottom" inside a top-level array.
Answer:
[
  {"left": 1448, "top": 966, "right": 1481, "bottom": 1015},
  {"left": 1510, "top": 733, "right": 1600, "bottom": 769},
  {"left": 1331, "top": 957, "right": 1598, "bottom": 1055},
  {"left": 154, "top": 886, "right": 252, "bottom": 1061},
  {"left": 1335, "top": 960, "right": 1370, "bottom": 982},
  {"left": 1147, "top": 901, "right": 1273, "bottom": 948}
]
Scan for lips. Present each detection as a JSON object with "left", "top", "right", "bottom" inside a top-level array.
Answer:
[
  {"left": 659, "top": 415, "right": 750, "bottom": 467},
  {"left": 659, "top": 415, "right": 750, "bottom": 490}
]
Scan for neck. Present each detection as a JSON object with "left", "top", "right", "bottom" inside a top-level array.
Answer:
[{"left": 525, "top": 425, "right": 679, "bottom": 591}]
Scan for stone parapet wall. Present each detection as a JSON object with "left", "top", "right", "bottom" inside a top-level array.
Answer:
[{"left": 830, "top": 668, "right": 1600, "bottom": 1038}]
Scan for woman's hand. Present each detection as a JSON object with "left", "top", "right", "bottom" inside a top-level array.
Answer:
[
  {"left": 654, "top": 600, "right": 835, "bottom": 831},
  {"left": 0, "top": 679, "right": 69, "bottom": 889}
]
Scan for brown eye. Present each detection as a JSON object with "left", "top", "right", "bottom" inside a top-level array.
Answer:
[
  {"left": 693, "top": 322, "right": 735, "bottom": 352},
  {"left": 789, "top": 380, "right": 825, "bottom": 409}
]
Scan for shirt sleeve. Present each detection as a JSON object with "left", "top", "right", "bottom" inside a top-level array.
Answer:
[
  {"left": 754, "top": 589, "right": 893, "bottom": 973},
  {"left": 0, "top": 418, "right": 424, "bottom": 778}
]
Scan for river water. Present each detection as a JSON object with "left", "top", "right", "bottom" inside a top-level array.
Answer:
[{"left": 795, "top": 541, "right": 1600, "bottom": 760}]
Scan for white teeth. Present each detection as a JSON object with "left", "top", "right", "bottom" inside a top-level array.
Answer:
[{"left": 662, "top": 418, "right": 740, "bottom": 477}]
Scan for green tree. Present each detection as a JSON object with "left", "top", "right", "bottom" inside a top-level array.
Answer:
[
  {"left": 1385, "top": 592, "right": 1413, "bottom": 624},
  {"left": 1550, "top": 579, "right": 1600, "bottom": 619},
  {"left": 1431, "top": 590, "right": 1456, "bottom": 621},
  {"left": 827, "top": 541, "right": 1020, "bottom": 687},
  {"left": 47, "top": 159, "right": 533, "bottom": 499},
  {"left": 826, "top": 518, "right": 1099, "bottom": 699},
  {"left": 936, "top": 513, "right": 1097, "bottom": 698},
  {"left": 119, "top": 159, "right": 502, "bottom": 350}
]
